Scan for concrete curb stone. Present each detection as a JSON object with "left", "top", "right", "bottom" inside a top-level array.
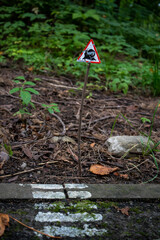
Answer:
[{"left": 0, "top": 183, "right": 160, "bottom": 199}]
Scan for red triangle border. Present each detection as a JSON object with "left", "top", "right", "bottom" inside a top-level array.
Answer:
[{"left": 77, "top": 39, "right": 101, "bottom": 64}]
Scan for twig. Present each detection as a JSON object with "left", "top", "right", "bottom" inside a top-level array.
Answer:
[
  {"left": 119, "top": 159, "right": 149, "bottom": 173},
  {"left": 9, "top": 215, "right": 61, "bottom": 239},
  {"left": 0, "top": 161, "right": 57, "bottom": 179},
  {"left": 0, "top": 166, "right": 44, "bottom": 179},
  {"left": 51, "top": 112, "right": 66, "bottom": 136}
]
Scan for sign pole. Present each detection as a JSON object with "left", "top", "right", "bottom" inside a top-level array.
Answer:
[{"left": 78, "top": 62, "right": 90, "bottom": 177}]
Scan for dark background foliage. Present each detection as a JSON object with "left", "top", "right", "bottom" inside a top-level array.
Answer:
[{"left": 0, "top": 0, "right": 160, "bottom": 94}]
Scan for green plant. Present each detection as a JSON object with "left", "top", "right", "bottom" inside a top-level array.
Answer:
[
  {"left": 0, "top": 1, "right": 160, "bottom": 92},
  {"left": 152, "top": 58, "right": 160, "bottom": 96},
  {"left": 140, "top": 117, "right": 151, "bottom": 124},
  {"left": 4, "top": 144, "right": 13, "bottom": 157},
  {"left": 42, "top": 103, "right": 60, "bottom": 114},
  {"left": 10, "top": 76, "right": 40, "bottom": 116}
]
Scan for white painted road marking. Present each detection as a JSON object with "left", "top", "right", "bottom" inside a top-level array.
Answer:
[
  {"left": 32, "top": 191, "right": 65, "bottom": 199},
  {"left": 31, "top": 184, "right": 63, "bottom": 189},
  {"left": 67, "top": 191, "right": 92, "bottom": 199},
  {"left": 65, "top": 184, "right": 88, "bottom": 189},
  {"left": 34, "top": 202, "right": 107, "bottom": 238},
  {"left": 35, "top": 224, "right": 107, "bottom": 237},
  {"left": 35, "top": 212, "right": 102, "bottom": 222}
]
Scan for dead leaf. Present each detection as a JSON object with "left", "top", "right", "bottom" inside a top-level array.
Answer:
[
  {"left": 51, "top": 136, "right": 76, "bottom": 145},
  {"left": 127, "top": 105, "right": 137, "bottom": 111},
  {"left": 27, "top": 66, "right": 34, "bottom": 72},
  {"left": 90, "top": 164, "right": 119, "bottom": 175},
  {"left": 93, "top": 133, "right": 106, "bottom": 141},
  {"left": 113, "top": 172, "right": 129, "bottom": 179},
  {"left": 0, "top": 213, "right": 9, "bottom": 236},
  {"left": 22, "top": 146, "right": 33, "bottom": 159},
  {"left": 114, "top": 206, "right": 130, "bottom": 216},
  {"left": 8, "top": 175, "right": 19, "bottom": 182},
  {"left": 90, "top": 142, "right": 96, "bottom": 148}
]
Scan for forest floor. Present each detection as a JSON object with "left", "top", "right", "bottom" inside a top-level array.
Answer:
[{"left": 0, "top": 66, "right": 160, "bottom": 184}]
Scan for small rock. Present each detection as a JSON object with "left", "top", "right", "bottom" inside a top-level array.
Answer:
[
  {"left": 0, "top": 151, "right": 9, "bottom": 169},
  {"left": 20, "top": 162, "right": 27, "bottom": 169},
  {"left": 0, "top": 170, "right": 4, "bottom": 175},
  {"left": 106, "top": 135, "right": 154, "bottom": 157}
]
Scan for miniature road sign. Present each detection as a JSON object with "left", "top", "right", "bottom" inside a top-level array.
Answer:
[
  {"left": 77, "top": 39, "right": 101, "bottom": 64},
  {"left": 77, "top": 39, "right": 101, "bottom": 176}
]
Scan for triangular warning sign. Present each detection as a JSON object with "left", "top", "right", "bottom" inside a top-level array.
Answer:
[{"left": 77, "top": 39, "right": 101, "bottom": 64}]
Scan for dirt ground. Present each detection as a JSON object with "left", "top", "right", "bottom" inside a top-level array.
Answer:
[{"left": 0, "top": 67, "right": 160, "bottom": 184}]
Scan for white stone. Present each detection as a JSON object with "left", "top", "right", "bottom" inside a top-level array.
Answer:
[
  {"left": 106, "top": 135, "right": 154, "bottom": 157},
  {"left": 20, "top": 162, "right": 27, "bottom": 169}
]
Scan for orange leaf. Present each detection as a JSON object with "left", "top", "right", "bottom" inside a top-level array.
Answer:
[
  {"left": 0, "top": 213, "right": 9, "bottom": 236},
  {"left": 90, "top": 164, "right": 119, "bottom": 175},
  {"left": 27, "top": 66, "right": 34, "bottom": 72},
  {"left": 90, "top": 142, "right": 95, "bottom": 148},
  {"left": 113, "top": 172, "right": 129, "bottom": 179},
  {"left": 0, "top": 51, "right": 3, "bottom": 55}
]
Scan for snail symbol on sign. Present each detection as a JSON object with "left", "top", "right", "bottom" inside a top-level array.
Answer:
[{"left": 83, "top": 49, "right": 95, "bottom": 61}]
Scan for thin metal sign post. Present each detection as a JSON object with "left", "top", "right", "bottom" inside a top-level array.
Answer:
[
  {"left": 77, "top": 39, "right": 101, "bottom": 177},
  {"left": 77, "top": 63, "right": 90, "bottom": 177}
]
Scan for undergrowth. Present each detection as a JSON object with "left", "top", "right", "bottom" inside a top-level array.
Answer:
[{"left": 0, "top": 0, "right": 160, "bottom": 94}]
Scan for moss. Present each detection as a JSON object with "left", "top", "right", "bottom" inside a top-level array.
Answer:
[
  {"left": 47, "top": 200, "right": 98, "bottom": 213},
  {"left": 122, "top": 231, "right": 132, "bottom": 237},
  {"left": 136, "top": 218, "right": 143, "bottom": 223},
  {"left": 47, "top": 201, "right": 65, "bottom": 212},
  {"left": 97, "top": 201, "right": 118, "bottom": 209},
  {"left": 130, "top": 206, "right": 143, "bottom": 214},
  {"left": 7, "top": 210, "right": 28, "bottom": 215}
]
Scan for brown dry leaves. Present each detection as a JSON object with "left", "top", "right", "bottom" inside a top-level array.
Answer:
[
  {"left": 114, "top": 206, "right": 130, "bottom": 216},
  {"left": 90, "top": 164, "right": 119, "bottom": 175},
  {"left": 0, "top": 213, "right": 9, "bottom": 236}
]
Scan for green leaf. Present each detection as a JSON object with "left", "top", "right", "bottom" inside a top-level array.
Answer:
[
  {"left": 15, "top": 76, "right": 25, "bottom": 81},
  {"left": 24, "top": 81, "right": 36, "bottom": 86},
  {"left": 34, "top": 78, "right": 41, "bottom": 81},
  {"left": 30, "top": 102, "right": 35, "bottom": 108},
  {"left": 141, "top": 117, "right": 151, "bottom": 124},
  {"left": 20, "top": 90, "right": 31, "bottom": 105},
  {"left": 118, "top": 83, "right": 129, "bottom": 94},
  {"left": 13, "top": 80, "right": 21, "bottom": 84},
  {"left": 25, "top": 88, "right": 39, "bottom": 95},
  {"left": 10, "top": 87, "right": 20, "bottom": 94},
  {"left": 72, "top": 12, "right": 83, "bottom": 20},
  {"left": 41, "top": 103, "right": 47, "bottom": 108},
  {"left": 48, "top": 108, "right": 54, "bottom": 114},
  {"left": 4, "top": 144, "right": 13, "bottom": 157}
]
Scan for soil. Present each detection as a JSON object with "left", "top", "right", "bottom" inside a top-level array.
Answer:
[{"left": 0, "top": 67, "right": 160, "bottom": 184}]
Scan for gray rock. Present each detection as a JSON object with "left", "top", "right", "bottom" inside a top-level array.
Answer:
[
  {"left": 106, "top": 135, "right": 154, "bottom": 157},
  {"left": 20, "top": 162, "right": 27, "bottom": 169}
]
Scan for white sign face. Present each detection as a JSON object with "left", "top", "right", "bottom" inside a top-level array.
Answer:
[{"left": 77, "top": 39, "right": 101, "bottom": 64}]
